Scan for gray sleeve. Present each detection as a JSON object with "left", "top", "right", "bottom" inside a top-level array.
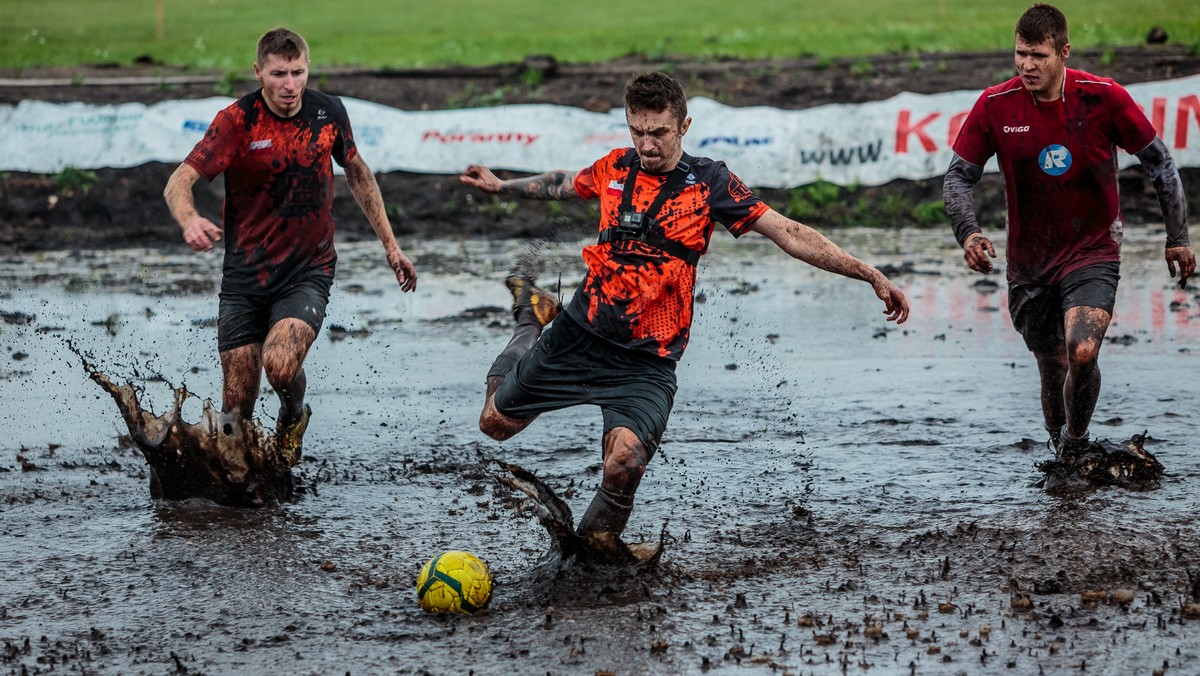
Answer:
[
  {"left": 943, "top": 154, "right": 986, "bottom": 247},
  {"left": 1135, "top": 137, "right": 1190, "bottom": 248}
]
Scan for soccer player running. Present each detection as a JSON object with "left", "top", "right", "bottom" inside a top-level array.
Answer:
[
  {"left": 164, "top": 28, "right": 417, "bottom": 465},
  {"left": 460, "top": 72, "right": 908, "bottom": 543},
  {"left": 943, "top": 4, "right": 1193, "bottom": 464}
]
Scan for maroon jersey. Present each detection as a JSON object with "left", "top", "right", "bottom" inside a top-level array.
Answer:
[
  {"left": 953, "top": 68, "right": 1157, "bottom": 285},
  {"left": 185, "top": 89, "right": 355, "bottom": 294},
  {"left": 567, "top": 148, "right": 769, "bottom": 360}
]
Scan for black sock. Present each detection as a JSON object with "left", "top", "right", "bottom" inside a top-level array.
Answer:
[
  {"left": 485, "top": 311, "right": 542, "bottom": 379},
  {"left": 577, "top": 485, "right": 635, "bottom": 536}
]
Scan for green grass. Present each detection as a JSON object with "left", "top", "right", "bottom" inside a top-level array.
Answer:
[{"left": 1, "top": 0, "right": 1198, "bottom": 70}]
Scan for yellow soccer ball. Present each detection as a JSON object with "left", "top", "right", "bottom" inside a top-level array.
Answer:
[{"left": 416, "top": 550, "right": 493, "bottom": 614}]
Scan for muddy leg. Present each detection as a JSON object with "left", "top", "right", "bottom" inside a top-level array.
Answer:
[
  {"left": 1062, "top": 306, "right": 1110, "bottom": 439},
  {"left": 262, "top": 318, "right": 316, "bottom": 422},
  {"left": 220, "top": 343, "right": 263, "bottom": 423},
  {"left": 478, "top": 307, "right": 544, "bottom": 440},
  {"left": 1032, "top": 347, "right": 1068, "bottom": 438},
  {"left": 577, "top": 427, "right": 649, "bottom": 537}
]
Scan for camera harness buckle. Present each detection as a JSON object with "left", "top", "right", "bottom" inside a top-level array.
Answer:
[{"left": 596, "top": 154, "right": 701, "bottom": 266}]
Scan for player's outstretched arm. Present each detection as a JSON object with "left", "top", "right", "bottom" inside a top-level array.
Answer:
[
  {"left": 1135, "top": 137, "right": 1195, "bottom": 288},
  {"left": 164, "top": 163, "right": 223, "bottom": 252},
  {"left": 345, "top": 153, "right": 417, "bottom": 292},
  {"left": 749, "top": 208, "right": 909, "bottom": 323},
  {"left": 459, "top": 165, "right": 579, "bottom": 200}
]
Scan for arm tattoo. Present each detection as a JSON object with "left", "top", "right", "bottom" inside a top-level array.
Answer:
[
  {"left": 1136, "top": 137, "right": 1190, "bottom": 247},
  {"left": 499, "top": 171, "right": 577, "bottom": 200},
  {"left": 943, "top": 154, "right": 985, "bottom": 246}
]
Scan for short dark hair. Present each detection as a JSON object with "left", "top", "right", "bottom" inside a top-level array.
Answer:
[
  {"left": 1016, "top": 3, "right": 1069, "bottom": 52},
  {"left": 256, "top": 27, "right": 309, "bottom": 66},
  {"left": 624, "top": 72, "right": 688, "bottom": 127}
]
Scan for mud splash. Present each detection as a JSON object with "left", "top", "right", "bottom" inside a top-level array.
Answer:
[
  {"left": 77, "top": 349, "right": 299, "bottom": 507},
  {"left": 495, "top": 460, "right": 664, "bottom": 565},
  {"left": 1037, "top": 432, "right": 1166, "bottom": 493}
]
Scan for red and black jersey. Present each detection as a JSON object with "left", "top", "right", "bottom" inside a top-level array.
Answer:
[
  {"left": 184, "top": 89, "right": 355, "bottom": 294},
  {"left": 953, "top": 68, "right": 1157, "bottom": 286},
  {"left": 567, "top": 148, "right": 769, "bottom": 360}
]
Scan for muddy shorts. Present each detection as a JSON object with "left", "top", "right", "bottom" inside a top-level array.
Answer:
[
  {"left": 494, "top": 313, "right": 677, "bottom": 454},
  {"left": 217, "top": 273, "right": 333, "bottom": 352},
  {"left": 1008, "top": 262, "right": 1120, "bottom": 353}
]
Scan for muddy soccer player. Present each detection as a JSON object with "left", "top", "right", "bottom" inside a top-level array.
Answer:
[
  {"left": 164, "top": 27, "right": 417, "bottom": 464},
  {"left": 943, "top": 3, "right": 1193, "bottom": 465},
  {"left": 460, "top": 71, "right": 909, "bottom": 544}
]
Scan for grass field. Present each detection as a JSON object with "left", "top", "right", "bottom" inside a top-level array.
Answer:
[{"left": 2, "top": 0, "right": 1198, "bottom": 70}]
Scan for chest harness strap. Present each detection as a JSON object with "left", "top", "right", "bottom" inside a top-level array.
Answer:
[{"left": 596, "top": 154, "right": 701, "bottom": 266}]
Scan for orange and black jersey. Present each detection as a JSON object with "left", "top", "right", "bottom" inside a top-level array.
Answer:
[
  {"left": 567, "top": 147, "right": 769, "bottom": 360},
  {"left": 185, "top": 89, "right": 355, "bottom": 295}
]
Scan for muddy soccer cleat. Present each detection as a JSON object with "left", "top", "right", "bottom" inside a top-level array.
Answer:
[
  {"left": 1055, "top": 427, "right": 1093, "bottom": 462},
  {"left": 505, "top": 275, "right": 559, "bottom": 326},
  {"left": 276, "top": 404, "right": 311, "bottom": 467}
]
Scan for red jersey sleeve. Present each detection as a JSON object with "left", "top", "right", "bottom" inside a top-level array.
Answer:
[
  {"left": 1109, "top": 81, "right": 1158, "bottom": 154},
  {"left": 572, "top": 156, "right": 607, "bottom": 200},
  {"left": 952, "top": 92, "right": 995, "bottom": 166},
  {"left": 184, "top": 105, "right": 241, "bottom": 181}
]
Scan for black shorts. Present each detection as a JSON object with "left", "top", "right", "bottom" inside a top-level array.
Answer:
[
  {"left": 217, "top": 273, "right": 333, "bottom": 352},
  {"left": 1008, "top": 262, "right": 1120, "bottom": 353},
  {"left": 494, "top": 313, "right": 678, "bottom": 454}
]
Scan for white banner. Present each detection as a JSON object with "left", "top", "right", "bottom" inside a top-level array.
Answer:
[{"left": 1, "top": 74, "right": 1198, "bottom": 187}]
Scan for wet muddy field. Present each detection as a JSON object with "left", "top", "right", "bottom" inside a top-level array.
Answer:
[{"left": 2, "top": 227, "right": 1199, "bottom": 675}]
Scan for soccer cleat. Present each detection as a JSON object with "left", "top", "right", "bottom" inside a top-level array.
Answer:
[
  {"left": 1055, "top": 426, "right": 1092, "bottom": 462},
  {"left": 276, "top": 404, "right": 311, "bottom": 467},
  {"left": 505, "top": 275, "right": 559, "bottom": 326}
]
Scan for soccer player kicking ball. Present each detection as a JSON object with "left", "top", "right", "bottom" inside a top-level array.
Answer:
[{"left": 461, "top": 71, "right": 908, "bottom": 550}]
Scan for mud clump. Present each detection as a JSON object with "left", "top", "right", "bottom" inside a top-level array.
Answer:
[{"left": 1037, "top": 432, "right": 1165, "bottom": 493}]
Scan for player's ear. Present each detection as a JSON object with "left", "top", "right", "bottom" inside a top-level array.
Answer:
[
  {"left": 1061, "top": 43, "right": 1070, "bottom": 60},
  {"left": 680, "top": 117, "right": 692, "bottom": 136}
]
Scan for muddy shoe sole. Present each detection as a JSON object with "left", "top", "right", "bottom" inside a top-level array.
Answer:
[{"left": 505, "top": 275, "right": 559, "bottom": 326}]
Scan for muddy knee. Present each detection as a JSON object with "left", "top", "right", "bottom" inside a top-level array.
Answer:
[
  {"left": 479, "top": 414, "right": 518, "bottom": 441},
  {"left": 601, "top": 430, "right": 650, "bottom": 489},
  {"left": 262, "top": 352, "right": 301, "bottom": 390},
  {"left": 1066, "top": 338, "right": 1101, "bottom": 367}
]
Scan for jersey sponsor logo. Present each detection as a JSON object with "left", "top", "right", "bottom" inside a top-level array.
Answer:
[
  {"left": 1003, "top": 125, "right": 1030, "bottom": 133},
  {"left": 316, "top": 108, "right": 327, "bottom": 120},
  {"left": 727, "top": 174, "right": 753, "bottom": 201},
  {"left": 606, "top": 179, "right": 623, "bottom": 197},
  {"left": 1038, "top": 144, "right": 1072, "bottom": 176},
  {"left": 249, "top": 139, "right": 272, "bottom": 151}
]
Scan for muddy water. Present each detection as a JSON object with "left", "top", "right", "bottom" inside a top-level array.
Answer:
[{"left": 2, "top": 227, "right": 1199, "bottom": 675}]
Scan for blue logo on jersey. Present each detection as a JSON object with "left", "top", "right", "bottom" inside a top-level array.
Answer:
[{"left": 1038, "top": 144, "right": 1072, "bottom": 176}]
